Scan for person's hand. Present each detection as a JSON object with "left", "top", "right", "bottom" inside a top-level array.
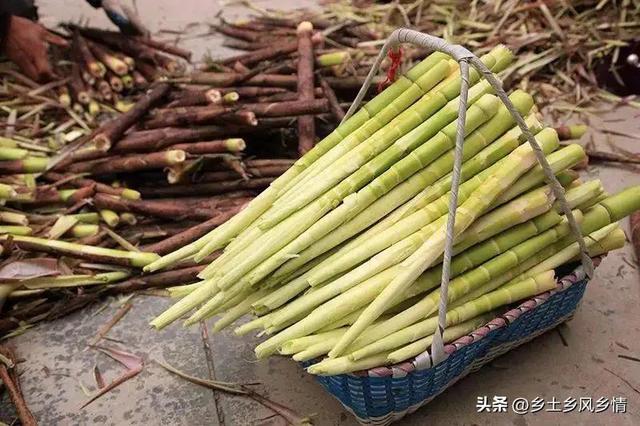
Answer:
[{"left": 3, "top": 16, "right": 68, "bottom": 82}]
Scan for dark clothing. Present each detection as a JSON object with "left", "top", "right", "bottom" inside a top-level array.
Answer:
[
  {"left": 0, "top": 0, "right": 38, "bottom": 19},
  {"left": 0, "top": 1, "right": 133, "bottom": 45},
  {"left": 0, "top": 0, "right": 38, "bottom": 49}
]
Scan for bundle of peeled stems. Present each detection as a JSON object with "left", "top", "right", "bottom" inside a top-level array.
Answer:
[
  {"left": 54, "top": 24, "right": 191, "bottom": 117},
  {"left": 0, "top": 78, "right": 305, "bottom": 336},
  {"left": 148, "top": 45, "right": 640, "bottom": 376}
]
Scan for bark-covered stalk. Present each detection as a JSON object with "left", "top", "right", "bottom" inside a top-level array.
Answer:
[
  {"left": 137, "top": 178, "right": 273, "bottom": 198},
  {"left": 69, "top": 64, "right": 91, "bottom": 105},
  {"left": 94, "top": 193, "right": 218, "bottom": 221},
  {"left": 108, "top": 265, "right": 205, "bottom": 294},
  {"left": 143, "top": 105, "right": 233, "bottom": 128},
  {"left": 296, "top": 22, "right": 317, "bottom": 155},
  {"left": 132, "top": 70, "right": 147, "bottom": 86},
  {"left": 73, "top": 32, "right": 104, "bottom": 78},
  {"left": 144, "top": 99, "right": 327, "bottom": 129},
  {"left": 133, "top": 36, "right": 192, "bottom": 61},
  {"left": 67, "top": 150, "right": 185, "bottom": 175},
  {"left": 319, "top": 76, "right": 345, "bottom": 122},
  {"left": 167, "top": 89, "right": 222, "bottom": 107},
  {"left": 141, "top": 207, "right": 243, "bottom": 255},
  {"left": 114, "top": 126, "right": 244, "bottom": 153},
  {"left": 195, "top": 163, "right": 291, "bottom": 182},
  {"left": 93, "top": 83, "right": 171, "bottom": 147},
  {"left": 42, "top": 172, "right": 141, "bottom": 199},
  {"left": 221, "top": 40, "right": 298, "bottom": 66},
  {"left": 106, "top": 70, "right": 124, "bottom": 92}
]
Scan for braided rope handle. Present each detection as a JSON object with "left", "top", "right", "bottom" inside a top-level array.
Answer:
[{"left": 341, "top": 28, "right": 594, "bottom": 369}]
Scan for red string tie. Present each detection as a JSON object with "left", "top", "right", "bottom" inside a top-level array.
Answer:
[{"left": 377, "top": 47, "right": 403, "bottom": 92}]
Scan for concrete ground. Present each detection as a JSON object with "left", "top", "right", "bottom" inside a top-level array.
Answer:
[{"left": 1, "top": 1, "right": 640, "bottom": 425}]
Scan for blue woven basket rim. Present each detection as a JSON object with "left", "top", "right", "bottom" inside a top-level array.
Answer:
[{"left": 337, "top": 257, "right": 601, "bottom": 378}]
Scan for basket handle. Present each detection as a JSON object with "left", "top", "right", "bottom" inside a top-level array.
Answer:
[{"left": 343, "top": 28, "right": 593, "bottom": 369}]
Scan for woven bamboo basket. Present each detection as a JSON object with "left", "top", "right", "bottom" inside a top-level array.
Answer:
[
  {"left": 303, "top": 259, "right": 596, "bottom": 425},
  {"left": 300, "top": 29, "right": 595, "bottom": 425}
]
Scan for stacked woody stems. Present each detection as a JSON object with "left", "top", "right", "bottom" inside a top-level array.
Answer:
[
  {"left": 175, "top": 14, "right": 437, "bottom": 154},
  {"left": 60, "top": 26, "right": 191, "bottom": 117},
  {"left": 296, "top": 22, "right": 317, "bottom": 155},
  {"left": 0, "top": 74, "right": 313, "bottom": 335},
  {"left": 146, "top": 45, "right": 640, "bottom": 376}
]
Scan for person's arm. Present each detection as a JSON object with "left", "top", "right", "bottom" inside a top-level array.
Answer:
[{"left": 86, "top": 0, "right": 148, "bottom": 35}]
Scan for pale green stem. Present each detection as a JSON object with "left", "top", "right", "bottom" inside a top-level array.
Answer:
[
  {"left": 20, "top": 271, "right": 129, "bottom": 289},
  {"left": 0, "top": 147, "right": 29, "bottom": 160},
  {"left": 270, "top": 113, "right": 542, "bottom": 282},
  {"left": 386, "top": 313, "right": 496, "bottom": 364},
  {"left": 346, "top": 271, "right": 556, "bottom": 362},
  {"left": 265, "top": 186, "right": 564, "bottom": 340},
  {"left": 0, "top": 225, "right": 32, "bottom": 235},
  {"left": 210, "top": 288, "right": 269, "bottom": 331},
  {"left": 349, "top": 213, "right": 581, "bottom": 354},
  {"left": 264, "top": 59, "right": 458, "bottom": 226},
  {"left": 181, "top": 52, "right": 457, "bottom": 267},
  {"left": 0, "top": 235, "right": 158, "bottom": 267},
  {"left": 329, "top": 133, "right": 560, "bottom": 358},
  {"left": 233, "top": 93, "right": 503, "bottom": 292},
  {"left": 168, "top": 282, "right": 202, "bottom": 298},
  {"left": 280, "top": 328, "right": 348, "bottom": 355},
  {"left": 304, "top": 127, "right": 558, "bottom": 290}
]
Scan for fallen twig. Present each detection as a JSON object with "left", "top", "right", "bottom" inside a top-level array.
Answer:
[
  {"left": 155, "top": 359, "right": 313, "bottom": 425},
  {"left": 88, "top": 302, "right": 133, "bottom": 346},
  {"left": 81, "top": 345, "right": 144, "bottom": 408},
  {"left": 0, "top": 346, "right": 37, "bottom": 426}
]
